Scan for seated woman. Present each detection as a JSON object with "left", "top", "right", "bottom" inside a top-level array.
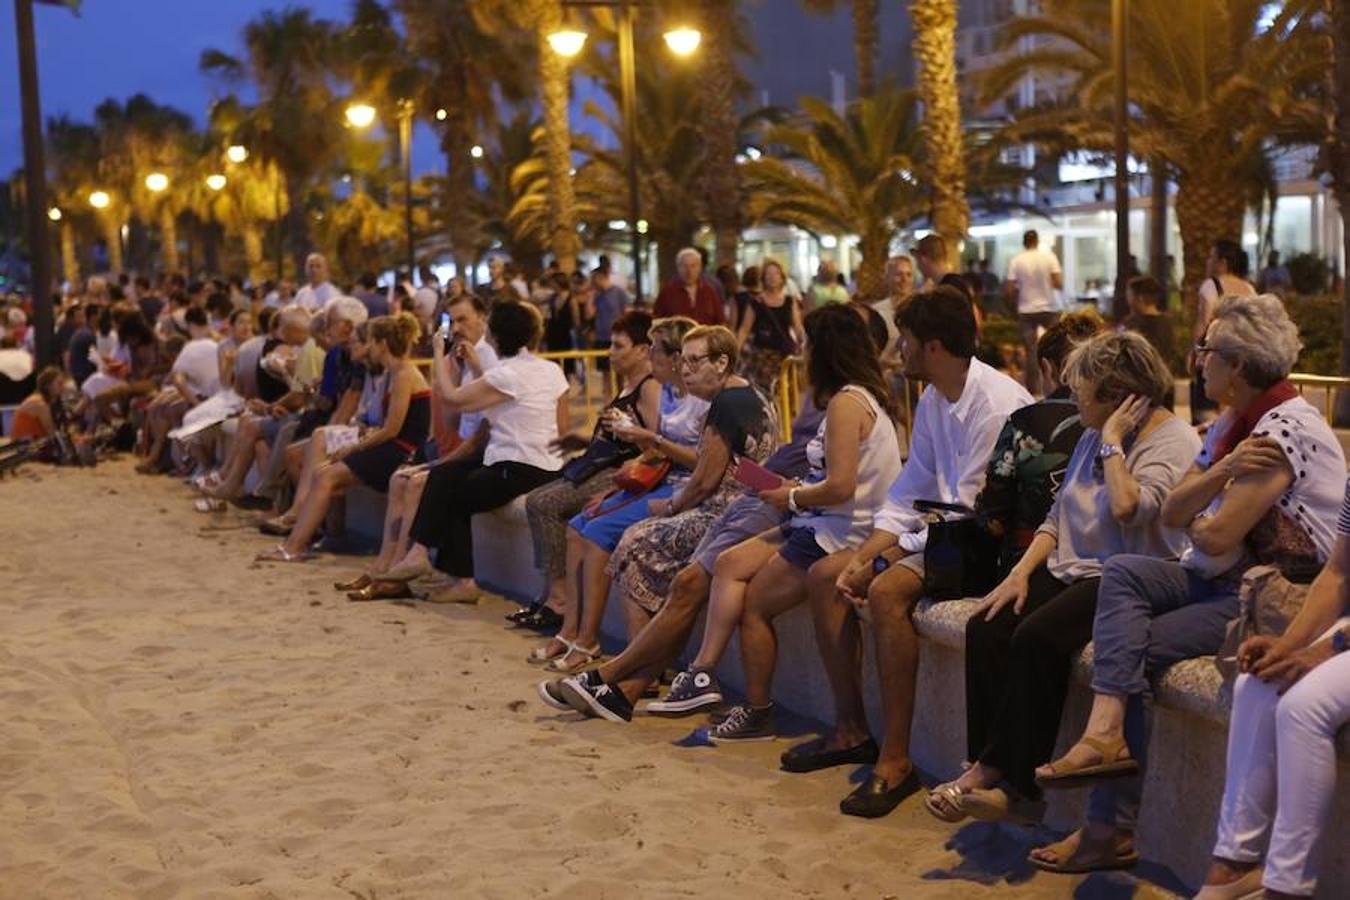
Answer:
[
  {"left": 647, "top": 304, "right": 901, "bottom": 736},
  {"left": 548, "top": 325, "right": 778, "bottom": 723},
  {"left": 381, "top": 301, "right": 569, "bottom": 601},
  {"left": 1029, "top": 294, "right": 1346, "bottom": 875},
  {"left": 11, "top": 366, "right": 65, "bottom": 443},
  {"left": 255, "top": 313, "right": 430, "bottom": 562},
  {"left": 923, "top": 330, "right": 1197, "bottom": 823},
  {"left": 1196, "top": 499, "right": 1350, "bottom": 900},
  {"left": 510, "top": 316, "right": 705, "bottom": 634},
  {"left": 520, "top": 311, "right": 661, "bottom": 668}
]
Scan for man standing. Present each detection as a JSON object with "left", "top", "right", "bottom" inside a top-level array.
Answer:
[
  {"left": 653, "top": 247, "right": 723, "bottom": 324},
  {"left": 293, "top": 253, "right": 338, "bottom": 312},
  {"left": 1004, "top": 229, "right": 1063, "bottom": 395},
  {"left": 789, "top": 286, "right": 1031, "bottom": 818},
  {"left": 591, "top": 265, "right": 631, "bottom": 351},
  {"left": 808, "top": 260, "right": 849, "bottom": 310}
]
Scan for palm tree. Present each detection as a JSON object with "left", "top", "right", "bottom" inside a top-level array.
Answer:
[
  {"left": 201, "top": 8, "right": 342, "bottom": 274},
  {"left": 740, "top": 89, "right": 928, "bottom": 300},
  {"left": 803, "top": 0, "right": 881, "bottom": 99},
  {"left": 700, "top": 0, "right": 747, "bottom": 270},
  {"left": 910, "top": 0, "right": 968, "bottom": 268},
  {"left": 45, "top": 115, "right": 101, "bottom": 283},
  {"left": 527, "top": 0, "right": 581, "bottom": 274},
  {"left": 981, "top": 0, "right": 1327, "bottom": 299}
]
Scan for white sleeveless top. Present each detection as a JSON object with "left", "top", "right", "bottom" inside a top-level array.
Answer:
[{"left": 791, "top": 385, "right": 903, "bottom": 554}]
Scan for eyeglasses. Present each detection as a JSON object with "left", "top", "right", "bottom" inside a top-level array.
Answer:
[
  {"left": 1193, "top": 340, "right": 1236, "bottom": 357},
  {"left": 680, "top": 353, "right": 713, "bottom": 370}
]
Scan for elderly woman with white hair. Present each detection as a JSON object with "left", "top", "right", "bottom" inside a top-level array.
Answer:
[{"left": 1026, "top": 294, "right": 1346, "bottom": 875}]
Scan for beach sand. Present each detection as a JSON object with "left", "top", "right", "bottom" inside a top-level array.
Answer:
[{"left": 0, "top": 459, "right": 1181, "bottom": 899}]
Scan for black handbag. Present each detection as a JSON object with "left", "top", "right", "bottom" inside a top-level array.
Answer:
[
  {"left": 560, "top": 436, "right": 633, "bottom": 485},
  {"left": 915, "top": 499, "right": 1000, "bottom": 601}
]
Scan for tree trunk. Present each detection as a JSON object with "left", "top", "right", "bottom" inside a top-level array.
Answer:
[
  {"left": 1328, "top": 0, "right": 1350, "bottom": 423},
  {"left": 1172, "top": 171, "right": 1245, "bottom": 306},
  {"left": 441, "top": 113, "right": 477, "bottom": 279},
  {"left": 857, "top": 226, "right": 890, "bottom": 301},
  {"left": 910, "top": 0, "right": 969, "bottom": 268},
  {"left": 535, "top": 0, "right": 579, "bottom": 274},
  {"left": 159, "top": 206, "right": 180, "bottom": 273},
  {"left": 59, "top": 221, "right": 79, "bottom": 286},
  {"left": 701, "top": 0, "right": 741, "bottom": 271},
  {"left": 286, "top": 180, "right": 311, "bottom": 277},
  {"left": 102, "top": 215, "right": 123, "bottom": 274},
  {"left": 242, "top": 224, "right": 266, "bottom": 286},
  {"left": 1149, "top": 156, "right": 1169, "bottom": 295},
  {"left": 853, "top": 0, "right": 879, "bottom": 99}
]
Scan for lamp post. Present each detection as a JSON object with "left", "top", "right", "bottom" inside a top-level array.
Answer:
[
  {"left": 1111, "top": 0, "right": 1130, "bottom": 321},
  {"left": 346, "top": 100, "right": 416, "bottom": 278},
  {"left": 549, "top": 1, "right": 700, "bottom": 301},
  {"left": 14, "top": 0, "right": 54, "bottom": 367}
]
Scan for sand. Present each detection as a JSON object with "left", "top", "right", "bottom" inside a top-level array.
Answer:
[{"left": 0, "top": 459, "right": 1182, "bottom": 899}]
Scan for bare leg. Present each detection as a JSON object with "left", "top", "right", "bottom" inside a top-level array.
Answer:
[
  {"left": 534, "top": 530, "right": 589, "bottom": 659},
  {"left": 374, "top": 468, "right": 412, "bottom": 573},
  {"left": 738, "top": 554, "right": 808, "bottom": 707},
  {"left": 386, "top": 469, "right": 429, "bottom": 570},
  {"left": 282, "top": 462, "right": 355, "bottom": 555},
  {"left": 213, "top": 417, "right": 261, "bottom": 498},
  {"left": 572, "top": 541, "right": 615, "bottom": 647},
  {"left": 692, "top": 531, "right": 781, "bottom": 670},
  {"left": 604, "top": 563, "right": 712, "bottom": 705},
  {"left": 807, "top": 550, "right": 871, "bottom": 749},
  {"left": 1034, "top": 693, "right": 1129, "bottom": 779},
  {"left": 867, "top": 561, "right": 925, "bottom": 783},
  {"left": 282, "top": 434, "right": 325, "bottom": 519}
]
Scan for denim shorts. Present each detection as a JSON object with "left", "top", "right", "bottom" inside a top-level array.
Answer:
[
  {"left": 778, "top": 525, "right": 828, "bottom": 571},
  {"left": 569, "top": 482, "right": 677, "bottom": 552}
]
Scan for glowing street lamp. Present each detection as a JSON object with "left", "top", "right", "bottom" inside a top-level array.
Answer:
[
  {"left": 546, "top": 29, "right": 587, "bottom": 58},
  {"left": 345, "top": 103, "right": 377, "bottom": 129},
  {"left": 145, "top": 172, "right": 169, "bottom": 192},
  {"left": 48, "top": 207, "right": 61, "bottom": 221},
  {"left": 206, "top": 173, "right": 227, "bottom": 191},
  {"left": 435, "top": 108, "right": 448, "bottom": 121},
  {"left": 663, "top": 27, "right": 701, "bottom": 56},
  {"left": 226, "top": 144, "right": 248, "bottom": 164},
  {"left": 470, "top": 145, "right": 484, "bottom": 159},
  {"left": 88, "top": 190, "right": 110, "bottom": 209}
]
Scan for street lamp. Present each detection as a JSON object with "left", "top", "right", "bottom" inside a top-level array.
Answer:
[
  {"left": 88, "top": 190, "right": 110, "bottom": 209},
  {"left": 470, "top": 145, "right": 484, "bottom": 159},
  {"left": 226, "top": 144, "right": 248, "bottom": 164},
  {"left": 344, "top": 100, "right": 416, "bottom": 278},
  {"left": 145, "top": 172, "right": 169, "bottom": 192},
  {"left": 206, "top": 173, "right": 227, "bottom": 191},
  {"left": 47, "top": 207, "right": 61, "bottom": 221},
  {"left": 548, "top": 1, "right": 701, "bottom": 299}
]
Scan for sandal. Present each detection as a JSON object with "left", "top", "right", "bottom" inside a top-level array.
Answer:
[
  {"left": 515, "top": 605, "right": 565, "bottom": 633},
  {"left": 334, "top": 573, "right": 373, "bottom": 592},
  {"left": 1036, "top": 735, "right": 1138, "bottom": 789},
  {"left": 544, "top": 643, "right": 602, "bottom": 674},
  {"left": 923, "top": 781, "right": 969, "bottom": 823},
  {"left": 1029, "top": 829, "right": 1139, "bottom": 874},
  {"left": 506, "top": 602, "right": 542, "bottom": 624},
  {"left": 527, "top": 637, "right": 572, "bottom": 666},
  {"left": 425, "top": 582, "right": 481, "bottom": 604},
  {"left": 347, "top": 581, "right": 416, "bottom": 602},
  {"left": 254, "top": 544, "right": 313, "bottom": 564},
  {"left": 258, "top": 517, "right": 294, "bottom": 537},
  {"left": 194, "top": 497, "right": 226, "bottom": 513}
]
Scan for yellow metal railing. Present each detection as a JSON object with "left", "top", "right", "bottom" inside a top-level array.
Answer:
[{"left": 1289, "top": 374, "right": 1350, "bottom": 424}]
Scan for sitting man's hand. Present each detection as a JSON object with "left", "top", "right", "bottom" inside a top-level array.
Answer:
[{"left": 836, "top": 558, "right": 874, "bottom": 610}]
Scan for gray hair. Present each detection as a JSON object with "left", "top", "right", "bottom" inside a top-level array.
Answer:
[
  {"left": 1209, "top": 293, "right": 1302, "bottom": 388},
  {"left": 1062, "top": 330, "right": 1175, "bottom": 408},
  {"left": 276, "top": 304, "right": 311, "bottom": 332},
  {"left": 325, "top": 295, "right": 369, "bottom": 328},
  {"left": 676, "top": 247, "right": 701, "bottom": 267}
]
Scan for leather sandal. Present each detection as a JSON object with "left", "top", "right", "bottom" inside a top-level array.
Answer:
[
  {"left": 527, "top": 637, "right": 572, "bottom": 666},
  {"left": 347, "top": 580, "right": 416, "bottom": 602},
  {"left": 1029, "top": 830, "right": 1139, "bottom": 874},
  {"left": 334, "top": 573, "right": 373, "bottom": 592},
  {"left": 1035, "top": 734, "right": 1138, "bottom": 789}
]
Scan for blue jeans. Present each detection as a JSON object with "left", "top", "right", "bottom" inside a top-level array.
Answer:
[{"left": 1085, "top": 554, "right": 1242, "bottom": 828}]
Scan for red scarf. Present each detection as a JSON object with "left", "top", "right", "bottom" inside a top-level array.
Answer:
[{"left": 1209, "top": 380, "right": 1299, "bottom": 465}]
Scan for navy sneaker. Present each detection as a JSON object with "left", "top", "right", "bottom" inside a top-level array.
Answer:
[
  {"left": 645, "top": 668, "right": 723, "bottom": 717},
  {"left": 560, "top": 672, "right": 633, "bottom": 723},
  {"left": 708, "top": 703, "right": 776, "bottom": 742}
]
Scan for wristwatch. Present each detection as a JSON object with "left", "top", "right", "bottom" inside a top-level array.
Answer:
[
  {"left": 872, "top": 554, "right": 892, "bottom": 576},
  {"left": 1098, "top": 442, "right": 1122, "bottom": 461},
  {"left": 1333, "top": 628, "right": 1348, "bottom": 655}
]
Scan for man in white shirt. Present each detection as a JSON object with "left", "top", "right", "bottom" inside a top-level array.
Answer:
[
  {"left": 139, "top": 306, "right": 222, "bottom": 473},
  {"left": 870, "top": 254, "right": 913, "bottom": 354},
  {"left": 293, "top": 253, "right": 338, "bottom": 312},
  {"left": 413, "top": 265, "right": 441, "bottom": 334},
  {"left": 786, "top": 285, "right": 1032, "bottom": 818},
  {"left": 1005, "top": 229, "right": 1063, "bottom": 395}
]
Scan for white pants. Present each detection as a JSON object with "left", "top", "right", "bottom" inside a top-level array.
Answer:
[{"left": 1212, "top": 617, "right": 1350, "bottom": 895}]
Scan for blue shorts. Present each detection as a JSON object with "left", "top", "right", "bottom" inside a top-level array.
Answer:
[
  {"left": 778, "top": 525, "right": 828, "bottom": 571},
  {"left": 569, "top": 482, "right": 678, "bottom": 552}
]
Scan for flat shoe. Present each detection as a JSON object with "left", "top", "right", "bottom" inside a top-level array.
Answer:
[
  {"left": 1192, "top": 868, "right": 1264, "bottom": 899},
  {"left": 334, "top": 574, "right": 373, "bottom": 592},
  {"left": 258, "top": 518, "right": 293, "bottom": 537},
  {"left": 780, "top": 736, "right": 880, "bottom": 773},
  {"left": 516, "top": 606, "right": 564, "bottom": 633},
  {"left": 1029, "top": 831, "right": 1139, "bottom": 874},
  {"left": 347, "top": 581, "right": 415, "bottom": 602},
  {"left": 840, "top": 768, "right": 921, "bottom": 819},
  {"left": 1036, "top": 734, "right": 1138, "bottom": 790},
  {"left": 923, "top": 780, "right": 969, "bottom": 823},
  {"left": 506, "top": 602, "right": 543, "bottom": 624}
]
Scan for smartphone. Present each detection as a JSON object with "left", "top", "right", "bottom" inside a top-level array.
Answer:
[
  {"left": 732, "top": 457, "right": 783, "bottom": 492},
  {"left": 438, "top": 312, "right": 451, "bottom": 334}
]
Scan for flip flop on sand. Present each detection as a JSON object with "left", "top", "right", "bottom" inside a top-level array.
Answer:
[
  {"left": 1029, "top": 829, "right": 1139, "bottom": 874},
  {"left": 254, "top": 544, "right": 313, "bottom": 564},
  {"left": 924, "top": 781, "right": 1010, "bottom": 823}
]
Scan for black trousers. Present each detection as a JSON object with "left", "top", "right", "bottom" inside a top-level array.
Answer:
[
  {"left": 963, "top": 565, "right": 1101, "bottom": 799},
  {"left": 409, "top": 458, "right": 559, "bottom": 578}
]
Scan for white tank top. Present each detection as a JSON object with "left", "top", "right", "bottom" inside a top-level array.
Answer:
[{"left": 791, "top": 385, "right": 902, "bottom": 554}]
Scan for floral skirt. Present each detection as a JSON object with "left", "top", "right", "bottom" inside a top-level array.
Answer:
[{"left": 607, "top": 489, "right": 735, "bottom": 614}]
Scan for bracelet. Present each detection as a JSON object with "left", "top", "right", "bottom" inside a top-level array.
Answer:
[{"left": 788, "top": 486, "right": 801, "bottom": 514}]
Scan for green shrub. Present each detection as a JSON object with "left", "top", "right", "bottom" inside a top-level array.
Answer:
[
  {"left": 1286, "top": 292, "right": 1341, "bottom": 375},
  {"left": 1286, "top": 253, "right": 1330, "bottom": 296}
]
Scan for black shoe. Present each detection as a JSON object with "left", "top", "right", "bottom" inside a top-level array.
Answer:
[
  {"left": 708, "top": 703, "right": 776, "bottom": 742},
  {"left": 559, "top": 672, "right": 632, "bottom": 722},
  {"left": 229, "top": 493, "right": 271, "bottom": 511},
  {"left": 839, "top": 768, "right": 921, "bottom": 819},
  {"left": 506, "top": 602, "right": 542, "bottom": 624},
  {"left": 780, "top": 736, "right": 880, "bottom": 773},
  {"left": 645, "top": 668, "right": 723, "bottom": 717},
  {"left": 517, "top": 605, "right": 564, "bottom": 633}
]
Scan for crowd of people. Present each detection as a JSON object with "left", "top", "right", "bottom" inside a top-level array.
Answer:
[{"left": 4, "top": 236, "right": 1349, "bottom": 899}]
